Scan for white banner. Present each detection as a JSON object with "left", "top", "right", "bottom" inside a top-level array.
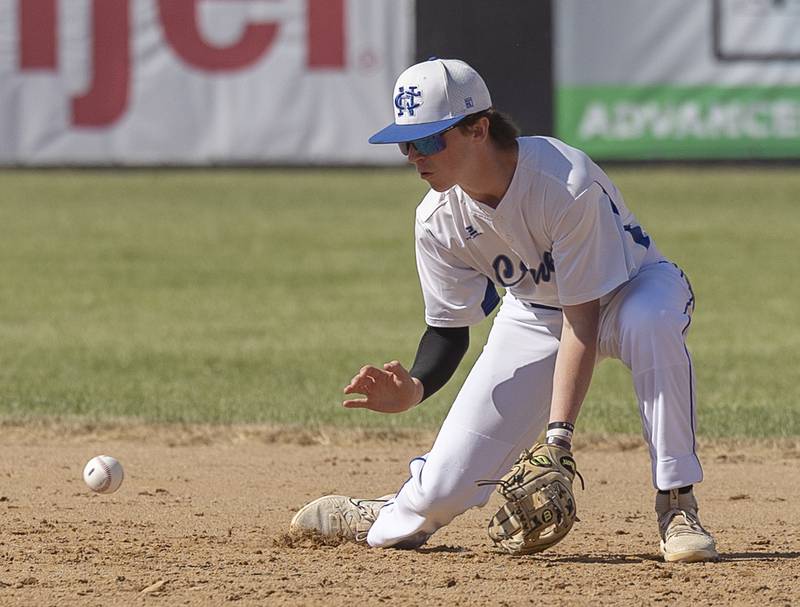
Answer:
[
  {"left": 555, "top": 0, "right": 800, "bottom": 159},
  {"left": 0, "top": 0, "right": 414, "bottom": 165}
]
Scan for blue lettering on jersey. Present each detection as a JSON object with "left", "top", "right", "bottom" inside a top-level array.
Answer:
[
  {"left": 465, "top": 225, "right": 481, "bottom": 240},
  {"left": 493, "top": 254, "right": 524, "bottom": 287},
  {"left": 492, "top": 251, "right": 555, "bottom": 288}
]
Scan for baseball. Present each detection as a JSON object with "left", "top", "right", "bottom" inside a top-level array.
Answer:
[{"left": 83, "top": 455, "right": 124, "bottom": 494}]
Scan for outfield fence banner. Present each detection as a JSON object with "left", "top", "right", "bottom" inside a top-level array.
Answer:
[
  {"left": 0, "top": 0, "right": 413, "bottom": 166},
  {"left": 555, "top": 0, "right": 800, "bottom": 160}
]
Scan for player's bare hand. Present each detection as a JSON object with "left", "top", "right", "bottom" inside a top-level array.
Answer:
[{"left": 343, "top": 361, "right": 423, "bottom": 413}]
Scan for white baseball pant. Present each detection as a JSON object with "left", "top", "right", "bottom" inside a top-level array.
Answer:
[{"left": 367, "top": 261, "right": 702, "bottom": 549}]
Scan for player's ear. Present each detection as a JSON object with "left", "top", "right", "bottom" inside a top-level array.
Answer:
[{"left": 469, "top": 116, "right": 490, "bottom": 143}]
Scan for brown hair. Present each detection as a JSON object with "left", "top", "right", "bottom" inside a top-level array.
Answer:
[{"left": 458, "top": 108, "right": 520, "bottom": 150}]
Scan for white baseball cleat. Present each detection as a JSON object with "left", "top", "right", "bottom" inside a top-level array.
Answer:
[
  {"left": 656, "top": 489, "right": 719, "bottom": 563},
  {"left": 290, "top": 494, "right": 393, "bottom": 543}
]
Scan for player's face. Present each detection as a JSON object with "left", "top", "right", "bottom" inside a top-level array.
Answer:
[{"left": 404, "top": 127, "right": 469, "bottom": 192}]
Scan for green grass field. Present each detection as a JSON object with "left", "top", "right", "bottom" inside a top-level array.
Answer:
[{"left": 0, "top": 167, "right": 797, "bottom": 437}]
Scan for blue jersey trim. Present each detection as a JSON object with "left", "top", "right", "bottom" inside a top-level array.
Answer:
[
  {"left": 595, "top": 181, "right": 651, "bottom": 249},
  {"left": 523, "top": 301, "right": 562, "bottom": 312},
  {"left": 481, "top": 279, "right": 501, "bottom": 316}
]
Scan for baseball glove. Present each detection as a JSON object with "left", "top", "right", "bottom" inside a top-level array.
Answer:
[{"left": 480, "top": 443, "right": 584, "bottom": 555}]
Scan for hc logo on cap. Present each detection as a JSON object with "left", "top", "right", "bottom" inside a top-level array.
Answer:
[{"left": 394, "top": 86, "right": 422, "bottom": 117}]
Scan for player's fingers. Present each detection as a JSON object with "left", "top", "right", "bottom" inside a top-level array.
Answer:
[
  {"left": 344, "top": 382, "right": 368, "bottom": 396},
  {"left": 344, "top": 375, "right": 365, "bottom": 392},
  {"left": 344, "top": 371, "right": 378, "bottom": 393},
  {"left": 359, "top": 364, "right": 381, "bottom": 376},
  {"left": 361, "top": 366, "right": 388, "bottom": 381},
  {"left": 383, "top": 360, "right": 408, "bottom": 377},
  {"left": 360, "top": 368, "right": 393, "bottom": 390},
  {"left": 344, "top": 377, "right": 362, "bottom": 392},
  {"left": 342, "top": 398, "right": 370, "bottom": 409},
  {"left": 346, "top": 365, "right": 377, "bottom": 385}
]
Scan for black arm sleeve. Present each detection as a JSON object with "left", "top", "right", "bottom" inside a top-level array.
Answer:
[{"left": 409, "top": 325, "right": 469, "bottom": 403}]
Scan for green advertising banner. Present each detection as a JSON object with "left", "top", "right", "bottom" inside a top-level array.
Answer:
[
  {"left": 555, "top": 0, "right": 800, "bottom": 160},
  {"left": 558, "top": 85, "right": 800, "bottom": 159}
]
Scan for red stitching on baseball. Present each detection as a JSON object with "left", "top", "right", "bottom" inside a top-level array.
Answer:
[{"left": 97, "top": 458, "right": 112, "bottom": 492}]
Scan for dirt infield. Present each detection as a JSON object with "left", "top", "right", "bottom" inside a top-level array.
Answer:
[{"left": 1, "top": 421, "right": 799, "bottom": 606}]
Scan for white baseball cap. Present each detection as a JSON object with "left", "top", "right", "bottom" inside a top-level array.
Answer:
[{"left": 369, "top": 58, "right": 492, "bottom": 144}]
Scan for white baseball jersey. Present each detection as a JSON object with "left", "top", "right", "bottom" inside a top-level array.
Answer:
[{"left": 415, "top": 136, "right": 664, "bottom": 327}]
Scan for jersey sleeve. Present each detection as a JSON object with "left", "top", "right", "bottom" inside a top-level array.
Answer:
[
  {"left": 547, "top": 181, "right": 636, "bottom": 306},
  {"left": 415, "top": 220, "right": 500, "bottom": 327}
]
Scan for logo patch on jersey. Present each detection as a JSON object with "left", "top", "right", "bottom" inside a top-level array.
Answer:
[
  {"left": 394, "top": 86, "right": 422, "bottom": 117},
  {"left": 465, "top": 225, "right": 481, "bottom": 240},
  {"left": 492, "top": 251, "right": 555, "bottom": 288}
]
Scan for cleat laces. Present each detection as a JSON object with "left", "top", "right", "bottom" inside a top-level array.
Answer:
[
  {"left": 659, "top": 507, "right": 709, "bottom": 540},
  {"left": 334, "top": 498, "right": 390, "bottom": 542}
]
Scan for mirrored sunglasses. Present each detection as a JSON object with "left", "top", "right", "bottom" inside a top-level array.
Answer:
[{"left": 398, "top": 123, "right": 460, "bottom": 157}]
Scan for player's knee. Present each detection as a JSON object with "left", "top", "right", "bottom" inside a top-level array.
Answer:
[{"left": 618, "top": 306, "right": 689, "bottom": 366}]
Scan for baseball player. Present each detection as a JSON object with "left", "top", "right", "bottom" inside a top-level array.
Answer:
[{"left": 291, "top": 58, "right": 718, "bottom": 563}]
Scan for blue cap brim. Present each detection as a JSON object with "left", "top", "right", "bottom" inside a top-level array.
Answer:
[{"left": 368, "top": 116, "right": 464, "bottom": 144}]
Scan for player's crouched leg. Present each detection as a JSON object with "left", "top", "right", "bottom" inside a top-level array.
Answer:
[
  {"left": 609, "top": 267, "right": 718, "bottom": 562},
  {"left": 289, "top": 454, "right": 488, "bottom": 549},
  {"left": 366, "top": 455, "right": 490, "bottom": 549}
]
